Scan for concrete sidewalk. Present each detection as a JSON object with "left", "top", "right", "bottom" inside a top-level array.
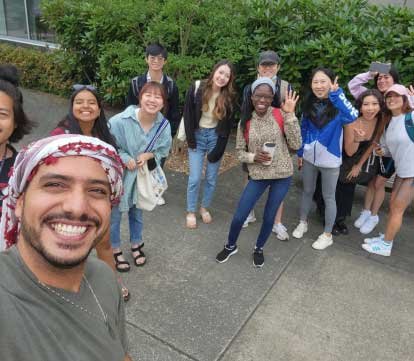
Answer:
[{"left": 22, "top": 88, "right": 414, "bottom": 361}]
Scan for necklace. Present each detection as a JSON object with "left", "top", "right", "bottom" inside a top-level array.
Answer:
[{"left": 38, "top": 275, "right": 116, "bottom": 338}]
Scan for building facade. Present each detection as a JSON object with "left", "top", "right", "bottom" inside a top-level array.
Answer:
[{"left": 0, "top": 0, "right": 55, "bottom": 47}]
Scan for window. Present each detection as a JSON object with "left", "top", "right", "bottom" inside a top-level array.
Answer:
[
  {"left": 2, "top": 0, "right": 27, "bottom": 38},
  {"left": 0, "top": 0, "right": 55, "bottom": 45},
  {"left": 27, "top": 0, "right": 55, "bottom": 42}
]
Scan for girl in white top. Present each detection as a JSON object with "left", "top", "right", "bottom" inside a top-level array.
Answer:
[{"left": 363, "top": 84, "right": 414, "bottom": 256}]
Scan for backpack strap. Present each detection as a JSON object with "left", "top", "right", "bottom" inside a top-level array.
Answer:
[
  {"left": 244, "top": 107, "right": 285, "bottom": 144},
  {"left": 272, "top": 108, "right": 284, "bottom": 135},
  {"left": 194, "top": 80, "right": 201, "bottom": 96},
  {"left": 243, "top": 120, "right": 251, "bottom": 144},
  {"left": 405, "top": 112, "right": 414, "bottom": 142},
  {"left": 165, "top": 75, "right": 174, "bottom": 97},
  {"left": 132, "top": 75, "right": 147, "bottom": 98},
  {"left": 131, "top": 76, "right": 140, "bottom": 98}
]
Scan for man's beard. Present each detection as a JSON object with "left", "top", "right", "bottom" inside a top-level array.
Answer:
[{"left": 20, "top": 210, "right": 106, "bottom": 270}]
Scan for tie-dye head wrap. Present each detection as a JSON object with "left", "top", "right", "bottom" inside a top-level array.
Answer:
[{"left": 0, "top": 134, "right": 123, "bottom": 251}]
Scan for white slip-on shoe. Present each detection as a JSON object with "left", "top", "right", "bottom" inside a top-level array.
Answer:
[
  {"left": 242, "top": 210, "right": 257, "bottom": 228},
  {"left": 360, "top": 215, "right": 379, "bottom": 234},
  {"left": 354, "top": 209, "right": 371, "bottom": 228},
  {"left": 292, "top": 221, "right": 308, "bottom": 239},
  {"left": 312, "top": 233, "right": 333, "bottom": 250},
  {"left": 272, "top": 223, "right": 289, "bottom": 241}
]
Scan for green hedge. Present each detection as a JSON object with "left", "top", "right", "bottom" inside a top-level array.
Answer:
[
  {"left": 1, "top": 0, "right": 414, "bottom": 105},
  {"left": 0, "top": 43, "right": 74, "bottom": 96}
]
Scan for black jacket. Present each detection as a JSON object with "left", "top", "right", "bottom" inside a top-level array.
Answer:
[
  {"left": 126, "top": 72, "right": 180, "bottom": 137},
  {"left": 183, "top": 81, "right": 234, "bottom": 163}
]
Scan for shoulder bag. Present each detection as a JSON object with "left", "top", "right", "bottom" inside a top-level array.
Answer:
[{"left": 136, "top": 117, "right": 169, "bottom": 211}]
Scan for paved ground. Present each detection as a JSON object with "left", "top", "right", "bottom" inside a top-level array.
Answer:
[{"left": 22, "top": 88, "right": 414, "bottom": 361}]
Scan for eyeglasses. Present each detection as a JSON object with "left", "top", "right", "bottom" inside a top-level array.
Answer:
[
  {"left": 148, "top": 55, "right": 165, "bottom": 62},
  {"left": 72, "top": 84, "right": 97, "bottom": 92},
  {"left": 252, "top": 94, "right": 273, "bottom": 102}
]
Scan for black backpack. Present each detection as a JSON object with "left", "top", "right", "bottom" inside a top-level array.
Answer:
[{"left": 131, "top": 74, "right": 174, "bottom": 100}]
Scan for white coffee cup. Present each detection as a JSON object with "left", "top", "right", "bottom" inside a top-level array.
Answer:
[{"left": 262, "top": 142, "right": 276, "bottom": 166}]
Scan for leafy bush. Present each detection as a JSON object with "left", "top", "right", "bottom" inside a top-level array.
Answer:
[
  {"left": 3, "top": 0, "right": 414, "bottom": 106},
  {"left": 0, "top": 43, "right": 74, "bottom": 95},
  {"left": 244, "top": 0, "right": 414, "bottom": 94},
  {"left": 41, "top": 0, "right": 249, "bottom": 104}
]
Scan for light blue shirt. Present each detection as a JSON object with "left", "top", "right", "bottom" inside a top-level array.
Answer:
[{"left": 109, "top": 105, "right": 171, "bottom": 211}]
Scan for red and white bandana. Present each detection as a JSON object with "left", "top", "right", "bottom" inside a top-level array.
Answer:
[{"left": 0, "top": 134, "right": 123, "bottom": 251}]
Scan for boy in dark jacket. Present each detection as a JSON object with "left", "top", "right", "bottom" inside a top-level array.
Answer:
[{"left": 126, "top": 43, "right": 180, "bottom": 137}]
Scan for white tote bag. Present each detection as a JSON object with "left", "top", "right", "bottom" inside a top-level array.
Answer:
[
  {"left": 176, "top": 80, "right": 200, "bottom": 142},
  {"left": 136, "top": 163, "right": 168, "bottom": 211}
]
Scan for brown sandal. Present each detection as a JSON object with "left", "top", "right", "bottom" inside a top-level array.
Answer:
[
  {"left": 186, "top": 213, "right": 197, "bottom": 228},
  {"left": 200, "top": 209, "right": 212, "bottom": 224}
]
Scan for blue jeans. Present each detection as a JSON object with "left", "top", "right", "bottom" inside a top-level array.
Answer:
[
  {"left": 110, "top": 205, "right": 143, "bottom": 249},
  {"left": 187, "top": 128, "right": 221, "bottom": 212},
  {"left": 227, "top": 177, "right": 292, "bottom": 250}
]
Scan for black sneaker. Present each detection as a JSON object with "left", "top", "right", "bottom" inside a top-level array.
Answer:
[
  {"left": 253, "top": 250, "right": 264, "bottom": 268},
  {"left": 337, "top": 221, "right": 349, "bottom": 235},
  {"left": 332, "top": 223, "right": 341, "bottom": 236},
  {"left": 332, "top": 221, "right": 349, "bottom": 236},
  {"left": 216, "top": 246, "right": 238, "bottom": 263}
]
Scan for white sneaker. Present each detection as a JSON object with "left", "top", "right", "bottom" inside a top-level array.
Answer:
[
  {"left": 272, "top": 223, "right": 289, "bottom": 241},
  {"left": 362, "top": 240, "right": 392, "bottom": 256},
  {"left": 363, "top": 233, "right": 384, "bottom": 245},
  {"left": 242, "top": 210, "right": 256, "bottom": 228},
  {"left": 157, "top": 196, "right": 166, "bottom": 206},
  {"left": 359, "top": 215, "right": 379, "bottom": 234},
  {"left": 292, "top": 221, "right": 308, "bottom": 239},
  {"left": 312, "top": 233, "right": 333, "bottom": 250},
  {"left": 354, "top": 210, "right": 371, "bottom": 228}
]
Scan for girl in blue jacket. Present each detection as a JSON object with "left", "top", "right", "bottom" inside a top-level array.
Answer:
[{"left": 292, "top": 67, "right": 358, "bottom": 250}]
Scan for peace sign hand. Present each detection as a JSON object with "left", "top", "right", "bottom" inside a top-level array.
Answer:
[
  {"left": 330, "top": 76, "right": 339, "bottom": 92},
  {"left": 408, "top": 85, "right": 414, "bottom": 97},
  {"left": 281, "top": 89, "right": 299, "bottom": 113}
]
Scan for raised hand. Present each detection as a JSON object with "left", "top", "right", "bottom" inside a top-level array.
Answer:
[
  {"left": 330, "top": 76, "right": 339, "bottom": 92},
  {"left": 281, "top": 89, "right": 299, "bottom": 113},
  {"left": 353, "top": 127, "right": 366, "bottom": 142},
  {"left": 408, "top": 85, "right": 414, "bottom": 97}
]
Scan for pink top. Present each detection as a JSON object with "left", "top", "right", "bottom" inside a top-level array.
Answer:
[
  {"left": 347, "top": 71, "right": 374, "bottom": 100},
  {"left": 348, "top": 71, "right": 414, "bottom": 108}
]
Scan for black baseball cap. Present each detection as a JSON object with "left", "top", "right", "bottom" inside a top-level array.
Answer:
[{"left": 258, "top": 51, "right": 280, "bottom": 65}]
